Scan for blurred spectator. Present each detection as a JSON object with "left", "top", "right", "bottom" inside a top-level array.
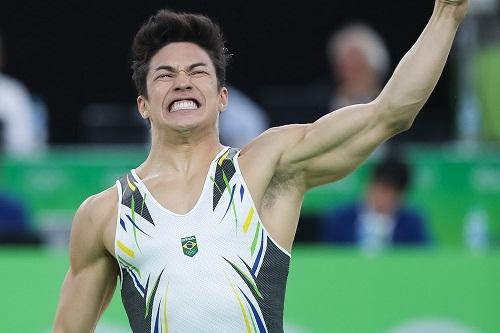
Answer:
[
  {"left": 0, "top": 32, "right": 46, "bottom": 156},
  {"left": 256, "top": 24, "right": 389, "bottom": 129},
  {"left": 0, "top": 157, "right": 41, "bottom": 244},
  {"left": 219, "top": 84, "right": 269, "bottom": 148},
  {"left": 326, "top": 23, "right": 390, "bottom": 110},
  {"left": 0, "top": 192, "right": 36, "bottom": 244},
  {"left": 319, "top": 154, "right": 431, "bottom": 250}
]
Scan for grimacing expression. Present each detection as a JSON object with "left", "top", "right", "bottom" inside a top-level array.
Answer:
[{"left": 137, "top": 42, "right": 228, "bottom": 133}]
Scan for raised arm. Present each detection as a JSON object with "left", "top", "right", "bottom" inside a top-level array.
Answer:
[
  {"left": 277, "top": 0, "right": 468, "bottom": 188},
  {"left": 53, "top": 193, "right": 118, "bottom": 333}
]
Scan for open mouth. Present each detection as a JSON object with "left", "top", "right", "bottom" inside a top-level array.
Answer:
[{"left": 169, "top": 99, "right": 200, "bottom": 113}]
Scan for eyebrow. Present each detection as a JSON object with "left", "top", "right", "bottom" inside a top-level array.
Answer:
[{"left": 154, "top": 62, "right": 209, "bottom": 73}]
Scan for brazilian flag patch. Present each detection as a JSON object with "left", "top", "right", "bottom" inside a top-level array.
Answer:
[{"left": 181, "top": 236, "right": 198, "bottom": 257}]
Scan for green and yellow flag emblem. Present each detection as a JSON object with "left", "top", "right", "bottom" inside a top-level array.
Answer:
[{"left": 181, "top": 236, "right": 198, "bottom": 257}]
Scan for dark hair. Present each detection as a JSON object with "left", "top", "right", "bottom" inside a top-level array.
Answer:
[
  {"left": 131, "top": 9, "right": 230, "bottom": 98},
  {"left": 372, "top": 155, "right": 411, "bottom": 192}
]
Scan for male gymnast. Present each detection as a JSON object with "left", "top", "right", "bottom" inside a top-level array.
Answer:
[{"left": 54, "top": 1, "right": 469, "bottom": 332}]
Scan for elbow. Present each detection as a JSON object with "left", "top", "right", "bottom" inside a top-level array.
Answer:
[
  {"left": 373, "top": 99, "right": 419, "bottom": 135},
  {"left": 390, "top": 115, "right": 415, "bottom": 134}
]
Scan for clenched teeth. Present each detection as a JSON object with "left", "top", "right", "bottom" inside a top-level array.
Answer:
[{"left": 170, "top": 100, "right": 198, "bottom": 112}]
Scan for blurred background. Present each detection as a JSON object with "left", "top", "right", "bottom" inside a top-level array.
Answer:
[{"left": 0, "top": 0, "right": 499, "bottom": 332}]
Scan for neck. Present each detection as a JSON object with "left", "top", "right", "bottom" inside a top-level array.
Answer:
[{"left": 139, "top": 125, "right": 224, "bottom": 176}]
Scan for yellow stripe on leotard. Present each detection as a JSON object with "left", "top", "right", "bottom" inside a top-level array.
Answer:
[
  {"left": 243, "top": 207, "right": 254, "bottom": 233},
  {"left": 218, "top": 149, "right": 230, "bottom": 166},
  {"left": 127, "top": 175, "right": 137, "bottom": 192},
  {"left": 229, "top": 282, "right": 253, "bottom": 333},
  {"left": 117, "top": 240, "right": 135, "bottom": 258},
  {"left": 163, "top": 286, "right": 169, "bottom": 333}
]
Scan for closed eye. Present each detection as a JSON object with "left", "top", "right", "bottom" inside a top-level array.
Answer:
[
  {"left": 156, "top": 73, "right": 175, "bottom": 80},
  {"left": 190, "top": 70, "right": 208, "bottom": 77}
]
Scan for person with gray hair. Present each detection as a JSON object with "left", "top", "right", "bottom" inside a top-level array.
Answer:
[
  {"left": 0, "top": 32, "right": 42, "bottom": 155},
  {"left": 327, "top": 23, "right": 390, "bottom": 110}
]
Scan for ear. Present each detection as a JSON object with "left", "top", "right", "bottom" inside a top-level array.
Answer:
[
  {"left": 218, "top": 86, "right": 229, "bottom": 113},
  {"left": 137, "top": 95, "right": 150, "bottom": 119}
]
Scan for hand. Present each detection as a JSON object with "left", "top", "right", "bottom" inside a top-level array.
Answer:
[{"left": 436, "top": 0, "right": 469, "bottom": 23}]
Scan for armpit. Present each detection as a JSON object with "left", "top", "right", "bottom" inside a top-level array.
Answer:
[{"left": 262, "top": 169, "right": 305, "bottom": 209}]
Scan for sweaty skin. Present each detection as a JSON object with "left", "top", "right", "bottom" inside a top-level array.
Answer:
[{"left": 53, "top": 1, "right": 468, "bottom": 332}]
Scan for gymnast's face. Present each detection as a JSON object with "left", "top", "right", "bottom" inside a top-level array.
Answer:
[{"left": 137, "top": 42, "right": 228, "bottom": 135}]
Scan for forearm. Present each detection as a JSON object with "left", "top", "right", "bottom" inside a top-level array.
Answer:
[
  {"left": 275, "top": 2, "right": 468, "bottom": 186},
  {"left": 376, "top": 2, "right": 464, "bottom": 132}
]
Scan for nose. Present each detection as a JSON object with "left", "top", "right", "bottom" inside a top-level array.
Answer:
[{"left": 173, "top": 70, "right": 193, "bottom": 92}]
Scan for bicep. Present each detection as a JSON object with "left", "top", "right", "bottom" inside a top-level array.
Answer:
[
  {"left": 281, "top": 102, "right": 395, "bottom": 188},
  {"left": 55, "top": 261, "right": 117, "bottom": 332},
  {"left": 53, "top": 199, "right": 118, "bottom": 333}
]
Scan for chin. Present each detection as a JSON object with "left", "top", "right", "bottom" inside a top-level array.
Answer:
[
  {"left": 157, "top": 109, "right": 217, "bottom": 133},
  {"left": 167, "top": 119, "right": 214, "bottom": 134}
]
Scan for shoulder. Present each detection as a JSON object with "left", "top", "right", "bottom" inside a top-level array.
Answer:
[
  {"left": 238, "top": 124, "right": 308, "bottom": 174},
  {"left": 71, "top": 185, "right": 119, "bottom": 255},
  {"left": 78, "top": 185, "right": 118, "bottom": 226},
  {"left": 251, "top": 124, "right": 307, "bottom": 147},
  {"left": 66, "top": 185, "right": 121, "bottom": 278},
  {"left": 239, "top": 124, "right": 308, "bottom": 172},
  {"left": 235, "top": 125, "right": 309, "bottom": 206}
]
